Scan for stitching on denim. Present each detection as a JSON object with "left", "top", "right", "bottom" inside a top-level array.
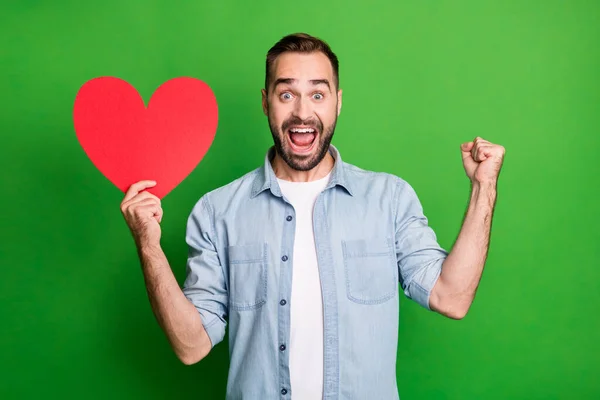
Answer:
[
  {"left": 229, "top": 243, "right": 268, "bottom": 311},
  {"left": 343, "top": 241, "right": 397, "bottom": 305}
]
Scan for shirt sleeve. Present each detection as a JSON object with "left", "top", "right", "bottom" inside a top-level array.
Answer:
[
  {"left": 394, "top": 178, "right": 448, "bottom": 310},
  {"left": 182, "top": 194, "right": 228, "bottom": 348}
]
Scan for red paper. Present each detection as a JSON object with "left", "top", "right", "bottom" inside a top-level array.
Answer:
[{"left": 73, "top": 76, "right": 218, "bottom": 199}]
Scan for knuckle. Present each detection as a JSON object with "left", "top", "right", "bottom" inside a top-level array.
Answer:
[{"left": 138, "top": 192, "right": 151, "bottom": 202}]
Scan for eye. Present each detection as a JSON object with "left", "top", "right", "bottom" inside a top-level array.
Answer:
[
  {"left": 313, "top": 93, "right": 324, "bottom": 100},
  {"left": 280, "top": 92, "right": 293, "bottom": 100}
]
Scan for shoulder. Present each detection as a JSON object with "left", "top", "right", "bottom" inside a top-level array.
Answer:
[{"left": 342, "top": 160, "right": 412, "bottom": 195}]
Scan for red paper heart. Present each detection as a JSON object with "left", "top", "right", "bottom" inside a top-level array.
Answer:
[{"left": 73, "top": 76, "right": 218, "bottom": 199}]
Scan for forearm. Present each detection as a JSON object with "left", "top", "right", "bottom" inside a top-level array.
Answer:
[
  {"left": 138, "top": 243, "right": 211, "bottom": 364},
  {"left": 434, "top": 181, "right": 497, "bottom": 318}
]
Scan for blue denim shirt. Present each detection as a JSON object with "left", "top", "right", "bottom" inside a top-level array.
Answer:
[{"left": 182, "top": 144, "right": 448, "bottom": 399}]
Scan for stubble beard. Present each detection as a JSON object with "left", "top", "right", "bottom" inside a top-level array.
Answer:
[{"left": 268, "top": 112, "right": 337, "bottom": 172}]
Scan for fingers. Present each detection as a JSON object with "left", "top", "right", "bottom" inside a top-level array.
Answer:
[
  {"left": 156, "top": 205, "right": 163, "bottom": 223},
  {"left": 461, "top": 136, "right": 488, "bottom": 151},
  {"left": 471, "top": 137, "right": 491, "bottom": 161},
  {"left": 465, "top": 137, "right": 505, "bottom": 162},
  {"left": 127, "top": 190, "right": 160, "bottom": 205},
  {"left": 461, "top": 138, "right": 484, "bottom": 160},
  {"left": 121, "top": 188, "right": 161, "bottom": 214},
  {"left": 123, "top": 180, "right": 157, "bottom": 203},
  {"left": 135, "top": 203, "right": 163, "bottom": 221},
  {"left": 123, "top": 198, "right": 160, "bottom": 214},
  {"left": 131, "top": 198, "right": 160, "bottom": 209},
  {"left": 473, "top": 145, "right": 494, "bottom": 161},
  {"left": 125, "top": 200, "right": 163, "bottom": 223}
]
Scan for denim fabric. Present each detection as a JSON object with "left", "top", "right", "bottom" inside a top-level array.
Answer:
[{"left": 182, "top": 144, "right": 448, "bottom": 399}]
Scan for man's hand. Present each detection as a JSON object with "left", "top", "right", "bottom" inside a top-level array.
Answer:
[
  {"left": 460, "top": 137, "right": 506, "bottom": 184},
  {"left": 120, "top": 180, "right": 163, "bottom": 248}
]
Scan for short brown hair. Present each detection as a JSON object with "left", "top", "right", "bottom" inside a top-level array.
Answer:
[{"left": 265, "top": 33, "right": 339, "bottom": 91}]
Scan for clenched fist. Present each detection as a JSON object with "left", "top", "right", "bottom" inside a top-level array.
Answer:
[
  {"left": 460, "top": 137, "right": 506, "bottom": 185},
  {"left": 120, "top": 180, "right": 163, "bottom": 248}
]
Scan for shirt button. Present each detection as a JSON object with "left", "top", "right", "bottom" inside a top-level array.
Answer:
[
  {"left": 281, "top": 255, "right": 288, "bottom": 262},
  {"left": 280, "top": 344, "right": 286, "bottom": 351},
  {"left": 286, "top": 215, "right": 293, "bottom": 221},
  {"left": 280, "top": 299, "right": 287, "bottom": 306},
  {"left": 281, "top": 388, "right": 288, "bottom": 395}
]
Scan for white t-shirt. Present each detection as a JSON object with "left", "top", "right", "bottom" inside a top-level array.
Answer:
[{"left": 277, "top": 172, "right": 331, "bottom": 400}]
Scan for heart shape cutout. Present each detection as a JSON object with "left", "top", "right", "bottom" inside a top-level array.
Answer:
[{"left": 73, "top": 76, "right": 218, "bottom": 199}]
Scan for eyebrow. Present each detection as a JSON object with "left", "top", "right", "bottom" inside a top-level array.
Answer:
[{"left": 272, "top": 78, "right": 331, "bottom": 91}]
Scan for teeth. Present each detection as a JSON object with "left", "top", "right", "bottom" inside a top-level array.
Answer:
[{"left": 290, "top": 128, "right": 315, "bottom": 133}]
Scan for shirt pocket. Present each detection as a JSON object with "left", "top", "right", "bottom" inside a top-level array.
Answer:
[
  {"left": 342, "top": 237, "right": 398, "bottom": 305},
  {"left": 227, "top": 242, "right": 269, "bottom": 311}
]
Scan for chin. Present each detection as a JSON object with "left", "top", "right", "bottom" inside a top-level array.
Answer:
[
  {"left": 270, "top": 121, "right": 335, "bottom": 171},
  {"left": 282, "top": 137, "right": 329, "bottom": 171}
]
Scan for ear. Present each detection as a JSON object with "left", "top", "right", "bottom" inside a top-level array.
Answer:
[
  {"left": 337, "top": 89, "right": 343, "bottom": 116},
  {"left": 261, "top": 89, "right": 268, "bottom": 116}
]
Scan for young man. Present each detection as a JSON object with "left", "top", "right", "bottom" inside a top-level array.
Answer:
[{"left": 120, "top": 33, "right": 505, "bottom": 399}]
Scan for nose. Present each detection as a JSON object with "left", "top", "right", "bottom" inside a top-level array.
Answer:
[{"left": 293, "top": 95, "right": 312, "bottom": 121}]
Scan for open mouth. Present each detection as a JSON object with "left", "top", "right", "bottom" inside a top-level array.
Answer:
[{"left": 286, "top": 126, "right": 318, "bottom": 153}]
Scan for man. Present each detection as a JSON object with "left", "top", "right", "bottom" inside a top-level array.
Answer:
[{"left": 120, "top": 33, "right": 505, "bottom": 399}]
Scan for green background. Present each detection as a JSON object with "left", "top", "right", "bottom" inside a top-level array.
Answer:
[{"left": 2, "top": 1, "right": 598, "bottom": 399}]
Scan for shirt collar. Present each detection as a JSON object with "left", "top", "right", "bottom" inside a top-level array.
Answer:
[{"left": 250, "top": 143, "right": 354, "bottom": 198}]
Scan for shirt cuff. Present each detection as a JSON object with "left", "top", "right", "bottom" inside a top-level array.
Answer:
[{"left": 409, "top": 258, "right": 444, "bottom": 310}]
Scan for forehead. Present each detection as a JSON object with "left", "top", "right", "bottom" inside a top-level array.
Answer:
[{"left": 271, "top": 52, "right": 334, "bottom": 83}]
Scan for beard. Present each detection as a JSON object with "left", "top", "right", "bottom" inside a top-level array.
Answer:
[{"left": 268, "top": 113, "right": 337, "bottom": 172}]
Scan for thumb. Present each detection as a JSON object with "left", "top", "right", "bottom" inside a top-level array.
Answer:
[
  {"left": 461, "top": 142, "right": 474, "bottom": 152},
  {"left": 461, "top": 142, "right": 477, "bottom": 173}
]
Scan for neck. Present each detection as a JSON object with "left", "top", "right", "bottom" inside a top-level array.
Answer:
[{"left": 271, "top": 150, "right": 335, "bottom": 182}]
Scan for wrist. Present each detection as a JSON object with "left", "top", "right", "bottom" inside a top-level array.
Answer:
[
  {"left": 471, "top": 179, "right": 497, "bottom": 192},
  {"left": 138, "top": 239, "right": 162, "bottom": 255},
  {"left": 470, "top": 180, "right": 497, "bottom": 204}
]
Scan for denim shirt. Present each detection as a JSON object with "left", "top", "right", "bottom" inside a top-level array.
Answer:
[{"left": 182, "top": 144, "right": 448, "bottom": 399}]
